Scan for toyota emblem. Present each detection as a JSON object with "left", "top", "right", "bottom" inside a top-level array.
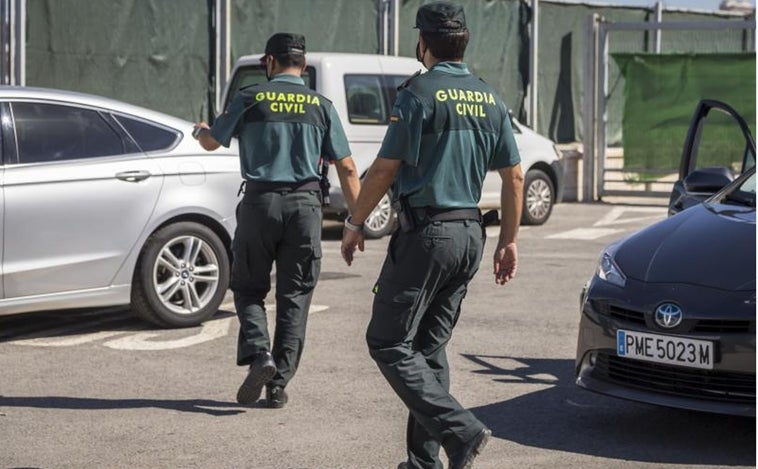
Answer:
[{"left": 655, "top": 303, "right": 683, "bottom": 328}]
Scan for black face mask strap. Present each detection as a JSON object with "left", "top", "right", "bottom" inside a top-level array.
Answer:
[{"left": 263, "top": 56, "right": 273, "bottom": 81}]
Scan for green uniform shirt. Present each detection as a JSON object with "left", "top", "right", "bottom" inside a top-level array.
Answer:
[
  {"left": 378, "top": 62, "right": 520, "bottom": 208},
  {"left": 211, "top": 73, "right": 351, "bottom": 183}
]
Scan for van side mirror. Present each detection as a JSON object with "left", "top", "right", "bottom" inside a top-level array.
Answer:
[{"left": 683, "top": 167, "right": 733, "bottom": 193}]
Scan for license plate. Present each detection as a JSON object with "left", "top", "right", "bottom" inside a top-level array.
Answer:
[{"left": 617, "top": 329, "right": 714, "bottom": 370}]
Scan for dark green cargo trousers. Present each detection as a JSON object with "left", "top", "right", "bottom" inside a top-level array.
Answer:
[
  {"left": 366, "top": 220, "right": 486, "bottom": 469},
  {"left": 231, "top": 189, "right": 322, "bottom": 389}
]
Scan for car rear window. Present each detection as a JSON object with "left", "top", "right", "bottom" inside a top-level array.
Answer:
[{"left": 115, "top": 115, "right": 179, "bottom": 152}]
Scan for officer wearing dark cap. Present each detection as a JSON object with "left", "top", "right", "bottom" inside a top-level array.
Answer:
[
  {"left": 341, "top": 3, "right": 523, "bottom": 468},
  {"left": 194, "top": 32, "right": 361, "bottom": 409}
]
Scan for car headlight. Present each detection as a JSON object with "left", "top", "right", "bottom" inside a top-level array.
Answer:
[{"left": 596, "top": 243, "right": 626, "bottom": 288}]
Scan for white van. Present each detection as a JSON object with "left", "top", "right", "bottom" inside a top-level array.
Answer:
[{"left": 221, "top": 52, "right": 563, "bottom": 237}]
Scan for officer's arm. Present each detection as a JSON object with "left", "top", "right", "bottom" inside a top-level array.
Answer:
[
  {"left": 498, "top": 164, "right": 524, "bottom": 245},
  {"left": 350, "top": 157, "right": 401, "bottom": 225},
  {"left": 333, "top": 156, "right": 361, "bottom": 216},
  {"left": 494, "top": 164, "right": 524, "bottom": 284}
]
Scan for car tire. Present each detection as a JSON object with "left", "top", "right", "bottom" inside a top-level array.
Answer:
[
  {"left": 521, "top": 168, "right": 555, "bottom": 226},
  {"left": 363, "top": 189, "right": 396, "bottom": 239},
  {"left": 131, "top": 221, "right": 230, "bottom": 328}
]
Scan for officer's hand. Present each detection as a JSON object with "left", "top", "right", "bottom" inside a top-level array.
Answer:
[
  {"left": 494, "top": 241, "right": 518, "bottom": 285},
  {"left": 192, "top": 121, "right": 210, "bottom": 139},
  {"left": 341, "top": 229, "right": 365, "bottom": 266}
]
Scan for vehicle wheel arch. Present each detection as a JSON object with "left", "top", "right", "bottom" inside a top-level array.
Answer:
[
  {"left": 147, "top": 213, "right": 233, "bottom": 264},
  {"left": 525, "top": 161, "right": 559, "bottom": 193}
]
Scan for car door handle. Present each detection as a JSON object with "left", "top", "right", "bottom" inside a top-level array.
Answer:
[{"left": 115, "top": 170, "right": 152, "bottom": 182}]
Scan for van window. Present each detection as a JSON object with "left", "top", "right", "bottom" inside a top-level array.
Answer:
[
  {"left": 345, "top": 75, "right": 386, "bottom": 124},
  {"left": 383, "top": 75, "right": 409, "bottom": 110},
  {"left": 345, "top": 74, "right": 413, "bottom": 125},
  {"left": 223, "top": 65, "right": 316, "bottom": 112}
]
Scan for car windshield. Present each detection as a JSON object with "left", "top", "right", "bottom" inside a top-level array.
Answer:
[{"left": 718, "top": 171, "right": 756, "bottom": 208}]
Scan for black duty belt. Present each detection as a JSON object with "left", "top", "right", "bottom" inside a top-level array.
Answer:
[
  {"left": 411, "top": 207, "right": 481, "bottom": 223},
  {"left": 242, "top": 180, "right": 320, "bottom": 196}
]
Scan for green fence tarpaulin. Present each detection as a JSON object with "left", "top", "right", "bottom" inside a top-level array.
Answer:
[
  {"left": 22, "top": 0, "right": 754, "bottom": 137},
  {"left": 399, "top": 0, "right": 529, "bottom": 120},
  {"left": 230, "top": 0, "right": 379, "bottom": 63},
  {"left": 26, "top": 0, "right": 212, "bottom": 122},
  {"left": 616, "top": 53, "right": 756, "bottom": 175}
]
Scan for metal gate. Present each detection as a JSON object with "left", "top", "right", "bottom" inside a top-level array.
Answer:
[{"left": 582, "top": 15, "right": 756, "bottom": 201}]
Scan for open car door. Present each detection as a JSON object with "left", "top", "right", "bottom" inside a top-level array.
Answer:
[{"left": 668, "top": 99, "right": 756, "bottom": 215}]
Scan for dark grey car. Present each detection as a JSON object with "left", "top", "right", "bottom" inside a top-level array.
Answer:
[
  {"left": 576, "top": 100, "right": 756, "bottom": 417},
  {"left": 576, "top": 167, "right": 755, "bottom": 416}
]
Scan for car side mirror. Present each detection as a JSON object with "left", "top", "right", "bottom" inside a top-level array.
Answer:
[{"left": 683, "top": 167, "right": 733, "bottom": 193}]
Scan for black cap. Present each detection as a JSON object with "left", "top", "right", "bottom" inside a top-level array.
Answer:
[
  {"left": 415, "top": 2, "right": 467, "bottom": 34},
  {"left": 260, "top": 33, "right": 306, "bottom": 60}
]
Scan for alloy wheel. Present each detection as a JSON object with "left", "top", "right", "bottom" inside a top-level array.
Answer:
[
  {"left": 152, "top": 235, "right": 221, "bottom": 315},
  {"left": 526, "top": 178, "right": 552, "bottom": 221}
]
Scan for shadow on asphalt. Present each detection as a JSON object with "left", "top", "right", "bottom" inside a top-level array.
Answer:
[
  {"left": 0, "top": 309, "right": 237, "bottom": 342},
  {"left": 0, "top": 395, "right": 253, "bottom": 416},
  {"left": 463, "top": 354, "right": 756, "bottom": 466}
]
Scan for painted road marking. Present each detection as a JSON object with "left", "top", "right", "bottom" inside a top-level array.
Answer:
[
  {"left": 548, "top": 206, "right": 665, "bottom": 240},
  {"left": 11, "top": 315, "right": 140, "bottom": 347},
  {"left": 593, "top": 206, "right": 665, "bottom": 227},
  {"left": 486, "top": 226, "right": 529, "bottom": 238},
  {"left": 9, "top": 304, "right": 330, "bottom": 350},
  {"left": 547, "top": 227, "right": 624, "bottom": 240},
  {"left": 104, "top": 317, "right": 232, "bottom": 351},
  {"left": 13, "top": 330, "right": 130, "bottom": 347}
]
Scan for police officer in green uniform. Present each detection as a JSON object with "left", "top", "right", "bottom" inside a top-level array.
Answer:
[
  {"left": 194, "top": 33, "right": 360, "bottom": 409},
  {"left": 341, "top": 3, "right": 523, "bottom": 468}
]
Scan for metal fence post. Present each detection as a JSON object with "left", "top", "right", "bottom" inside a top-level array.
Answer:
[
  {"left": 597, "top": 21, "right": 608, "bottom": 200},
  {"left": 582, "top": 13, "right": 599, "bottom": 202},
  {"left": 378, "top": 0, "right": 389, "bottom": 55},
  {"left": 0, "top": 0, "right": 24, "bottom": 86},
  {"left": 528, "top": 0, "right": 539, "bottom": 130},
  {"left": 654, "top": 1, "right": 663, "bottom": 53},
  {"left": 213, "top": 0, "right": 231, "bottom": 115}
]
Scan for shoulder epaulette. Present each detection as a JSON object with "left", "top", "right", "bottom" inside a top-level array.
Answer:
[{"left": 397, "top": 70, "right": 422, "bottom": 90}]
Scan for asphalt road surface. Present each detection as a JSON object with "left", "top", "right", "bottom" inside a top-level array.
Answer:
[{"left": 0, "top": 201, "right": 754, "bottom": 469}]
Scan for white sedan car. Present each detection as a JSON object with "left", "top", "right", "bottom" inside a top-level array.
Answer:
[
  {"left": 0, "top": 86, "right": 241, "bottom": 327},
  {"left": 479, "top": 115, "right": 564, "bottom": 225}
]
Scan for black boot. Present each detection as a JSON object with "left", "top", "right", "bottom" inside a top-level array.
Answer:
[{"left": 236, "top": 352, "right": 276, "bottom": 405}]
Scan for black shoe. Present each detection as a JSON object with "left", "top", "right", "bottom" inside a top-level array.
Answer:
[
  {"left": 447, "top": 428, "right": 491, "bottom": 469},
  {"left": 266, "top": 385, "right": 288, "bottom": 409},
  {"left": 397, "top": 463, "right": 408, "bottom": 469},
  {"left": 236, "top": 352, "right": 276, "bottom": 405}
]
